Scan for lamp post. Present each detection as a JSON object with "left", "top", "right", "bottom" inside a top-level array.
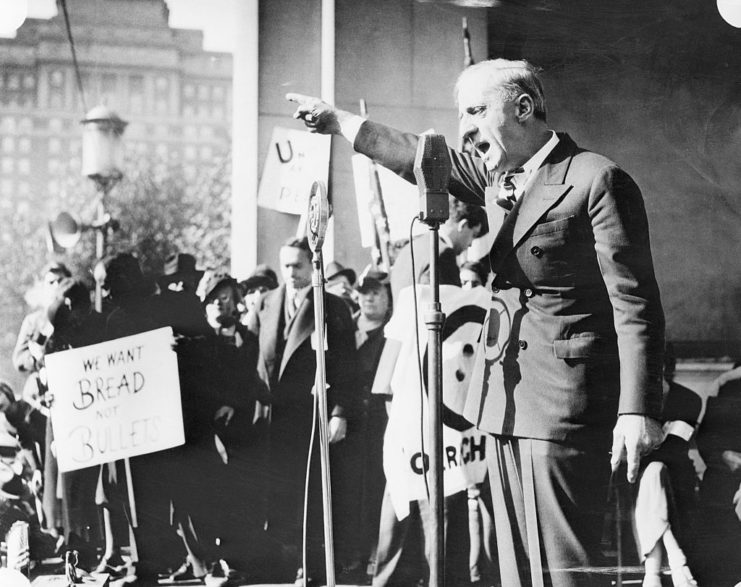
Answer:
[{"left": 80, "top": 105, "right": 127, "bottom": 311}]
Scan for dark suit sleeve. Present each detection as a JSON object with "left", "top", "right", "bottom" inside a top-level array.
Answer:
[
  {"left": 325, "top": 294, "right": 358, "bottom": 418},
  {"left": 588, "top": 164, "right": 665, "bottom": 417},
  {"left": 354, "top": 120, "right": 488, "bottom": 206}
]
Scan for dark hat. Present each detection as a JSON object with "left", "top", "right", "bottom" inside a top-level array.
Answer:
[
  {"left": 0, "top": 463, "right": 25, "bottom": 500},
  {"left": 325, "top": 261, "right": 356, "bottom": 285},
  {"left": 239, "top": 264, "right": 278, "bottom": 294},
  {"left": 46, "top": 278, "right": 91, "bottom": 327},
  {"left": 356, "top": 265, "right": 390, "bottom": 293},
  {"left": 41, "top": 261, "right": 71, "bottom": 278},
  {"left": 196, "top": 270, "right": 241, "bottom": 304},
  {"left": 157, "top": 253, "right": 204, "bottom": 291},
  {"left": 100, "top": 252, "right": 146, "bottom": 297}
]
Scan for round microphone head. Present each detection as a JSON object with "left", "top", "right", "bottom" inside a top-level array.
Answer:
[{"left": 307, "top": 180, "right": 329, "bottom": 252}]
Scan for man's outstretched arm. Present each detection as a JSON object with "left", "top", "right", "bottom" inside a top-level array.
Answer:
[{"left": 286, "top": 93, "right": 487, "bottom": 204}]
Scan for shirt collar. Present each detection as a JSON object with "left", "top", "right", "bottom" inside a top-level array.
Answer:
[{"left": 510, "top": 130, "right": 559, "bottom": 191}]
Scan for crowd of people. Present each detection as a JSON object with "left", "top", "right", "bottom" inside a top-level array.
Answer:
[{"left": 1, "top": 56, "right": 741, "bottom": 587}]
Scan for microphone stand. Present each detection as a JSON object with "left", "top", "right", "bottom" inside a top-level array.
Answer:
[
  {"left": 413, "top": 134, "right": 451, "bottom": 587},
  {"left": 424, "top": 219, "right": 445, "bottom": 587},
  {"left": 307, "top": 180, "right": 336, "bottom": 587}
]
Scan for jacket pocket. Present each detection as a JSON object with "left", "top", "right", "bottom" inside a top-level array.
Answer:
[
  {"left": 553, "top": 333, "right": 611, "bottom": 359},
  {"left": 529, "top": 215, "right": 575, "bottom": 237}
]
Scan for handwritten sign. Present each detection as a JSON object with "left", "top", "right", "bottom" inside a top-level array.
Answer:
[
  {"left": 45, "top": 327, "right": 184, "bottom": 472},
  {"left": 257, "top": 127, "right": 331, "bottom": 215}
]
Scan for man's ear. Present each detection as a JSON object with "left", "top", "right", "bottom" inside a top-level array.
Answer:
[
  {"left": 457, "top": 219, "right": 470, "bottom": 233},
  {"left": 516, "top": 94, "right": 535, "bottom": 121}
]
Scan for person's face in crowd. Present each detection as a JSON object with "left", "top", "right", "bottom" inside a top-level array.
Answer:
[
  {"left": 244, "top": 285, "right": 269, "bottom": 313},
  {"left": 279, "top": 246, "right": 312, "bottom": 292},
  {"left": 451, "top": 219, "right": 483, "bottom": 255},
  {"left": 205, "top": 283, "right": 237, "bottom": 326},
  {"left": 358, "top": 285, "right": 390, "bottom": 323},
  {"left": 326, "top": 274, "right": 354, "bottom": 301},
  {"left": 460, "top": 268, "right": 483, "bottom": 290},
  {"left": 93, "top": 262, "right": 109, "bottom": 299},
  {"left": 457, "top": 71, "right": 531, "bottom": 173},
  {"left": 42, "top": 270, "right": 65, "bottom": 305}
]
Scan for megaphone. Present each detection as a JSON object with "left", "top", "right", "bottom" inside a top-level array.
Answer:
[{"left": 46, "top": 212, "right": 82, "bottom": 253}]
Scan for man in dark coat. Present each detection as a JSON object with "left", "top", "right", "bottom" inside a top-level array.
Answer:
[
  {"left": 389, "top": 196, "right": 488, "bottom": 303},
  {"left": 287, "top": 57, "right": 665, "bottom": 587},
  {"left": 246, "top": 237, "right": 357, "bottom": 585}
]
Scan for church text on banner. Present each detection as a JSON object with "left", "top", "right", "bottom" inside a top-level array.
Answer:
[
  {"left": 382, "top": 284, "right": 492, "bottom": 520},
  {"left": 45, "top": 327, "right": 184, "bottom": 472}
]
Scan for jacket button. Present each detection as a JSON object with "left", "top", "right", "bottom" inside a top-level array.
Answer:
[
  {"left": 518, "top": 340, "right": 528, "bottom": 350},
  {"left": 531, "top": 245, "right": 543, "bottom": 257},
  {"left": 524, "top": 288, "right": 534, "bottom": 298},
  {"left": 491, "top": 287, "right": 499, "bottom": 293}
]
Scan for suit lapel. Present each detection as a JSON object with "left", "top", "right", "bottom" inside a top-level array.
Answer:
[
  {"left": 279, "top": 291, "right": 314, "bottom": 378},
  {"left": 491, "top": 134, "right": 576, "bottom": 270},
  {"left": 260, "top": 287, "right": 285, "bottom": 370}
]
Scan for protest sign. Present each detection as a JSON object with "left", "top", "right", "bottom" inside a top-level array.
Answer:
[
  {"left": 45, "top": 327, "right": 184, "bottom": 472},
  {"left": 382, "top": 284, "right": 491, "bottom": 519},
  {"left": 257, "top": 126, "right": 331, "bottom": 215}
]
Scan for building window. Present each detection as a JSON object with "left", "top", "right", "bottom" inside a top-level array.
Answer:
[
  {"left": 48, "top": 138, "right": 61, "bottom": 154},
  {"left": 198, "top": 85, "right": 209, "bottom": 100},
  {"left": 1, "top": 180, "right": 13, "bottom": 197},
  {"left": 1, "top": 117, "right": 15, "bottom": 133},
  {"left": 7, "top": 74, "right": 20, "bottom": 90},
  {"left": 2, "top": 137, "right": 15, "bottom": 153},
  {"left": 18, "top": 181, "right": 30, "bottom": 196},
  {"left": 184, "top": 145, "right": 196, "bottom": 160},
  {"left": 47, "top": 180, "right": 59, "bottom": 194},
  {"left": 19, "top": 118, "right": 32, "bottom": 132},
  {"left": 23, "top": 74, "right": 35, "bottom": 89},
  {"left": 129, "top": 75, "right": 145, "bottom": 114},
  {"left": 49, "top": 118, "right": 63, "bottom": 132},
  {"left": 183, "top": 84, "right": 195, "bottom": 98},
  {"left": 2, "top": 158, "right": 14, "bottom": 174},
  {"left": 18, "top": 137, "right": 31, "bottom": 153},
  {"left": 199, "top": 145, "right": 213, "bottom": 160},
  {"left": 48, "top": 159, "right": 59, "bottom": 174},
  {"left": 50, "top": 70, "right": 64, "bottom": 87},
  {"left": 17, "top": 159, "right": 30, "bottom": 175}
]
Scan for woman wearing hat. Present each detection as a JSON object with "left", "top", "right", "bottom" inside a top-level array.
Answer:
[
  {"left": 333, "top": 266, "right": 393, "bottom": 582},
  {"left": 161, "top": 270, "right": 266, "bottom": 583}
]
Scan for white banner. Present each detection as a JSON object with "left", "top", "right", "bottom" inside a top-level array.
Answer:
[
  {"left": 351, "top": 154, "right": 426, "bottom": 245},
  {"left": 45, "top": 327, "right": 185, "bottom": 472},
  {"left": 383, "top": 284, "right": 491, "bottom": 519},
  {"left": 257, "top": 126, "right": 331, "bottom": 215}
]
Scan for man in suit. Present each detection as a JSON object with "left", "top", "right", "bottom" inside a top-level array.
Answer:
[
  {"left": 287, "top": 58, "right": 665, "bottom": 586},
  {"left": 246, "top": 237, "right": 357, "bottom": 586},
  {"left": 390, "top": 196, "right": 488, "bottom": 303}
]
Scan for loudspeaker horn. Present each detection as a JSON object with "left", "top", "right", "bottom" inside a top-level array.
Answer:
[{"left": 46, "top": 211, "right": 82, "bottom": 253}]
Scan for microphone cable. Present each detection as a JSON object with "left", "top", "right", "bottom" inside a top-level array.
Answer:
[{"left": 409, "top": 216, "right": 431, "bottom": 501}]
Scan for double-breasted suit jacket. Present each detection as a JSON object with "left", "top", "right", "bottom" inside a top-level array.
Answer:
[{"left": 355, "top": 123, "right": 665, "bottom": 448}]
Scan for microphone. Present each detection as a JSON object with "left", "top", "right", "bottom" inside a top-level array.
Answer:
[
  {"left": 307, "top": 179, "right": 330, "bottom": 252},
  {"left": 413, "top": 134, "right": 451, "bottom": 225}
]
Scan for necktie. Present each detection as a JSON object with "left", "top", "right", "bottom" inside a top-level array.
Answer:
[
  {"left": 287, "top": 290, "right": 299, "bottom": 319},
  {"left": 496, "top": 167, "right": 524, "bottom": 211}
]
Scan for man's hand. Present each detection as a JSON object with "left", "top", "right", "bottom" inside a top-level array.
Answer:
[
  {"left": 611, "top": 414, "right": 664, "bottom": 483},
  {"left": 214, "top": 405, "right": 235, "bottom": 427},
  {"left": 286, "top": 93, "right": 345, "bottom": 134},
  {"left": 328, "top": 415, "right": 347, "bottom": 444}
]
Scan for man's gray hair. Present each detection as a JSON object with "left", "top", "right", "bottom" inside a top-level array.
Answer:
[{"left": 455, "top": 59, "right": 547, "bottom": 122}]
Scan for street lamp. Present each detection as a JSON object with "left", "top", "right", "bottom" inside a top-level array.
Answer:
[{"left": 80, "top": 105, "right": 127, "bottom": 311}]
